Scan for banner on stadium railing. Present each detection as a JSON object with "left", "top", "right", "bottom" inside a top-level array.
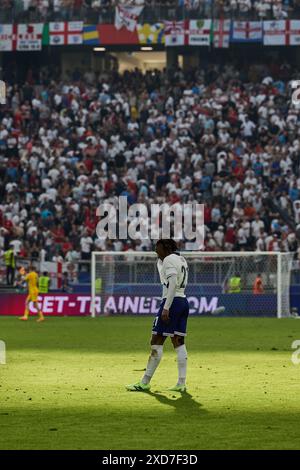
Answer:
[
  {"left": 0, "top": 293, "right": 277, "bottom": 317},
  {"left": 83, "top": 24, "right": 101, "bottom": 45},
  {"left": 164, "top": 20, "right": 186, "bottom": 46},
  {"left": 43, "top": 21, "right": 83, "bottom": 46},
  {"left": 96, "top": 24, "right": 139, "bottom": 45},
  {"left": 0, "top": 23, "right": 43, "bottom": 51},
  {"left": 0, "top": 24, "right": 14, "bottom": 51},
  {"left": 188, "top": 20, "right": 211, "bottom": 46},
  {"left": 82, "top": 23, "right": 165, "bottom": 45},
  {"left": 2, "top": 20, "right": 300, "bottom": 49},
  {"left": 263, "top": 20, "right": 300, "bottom": 45},
  {"left": 137, "top": 23, "right": 165, "bottom": 44},
  {"left": 213, "top": 20, "right": 230, "bottom": 48},
  {"left": 231, "top": 21, "right": 263, "bottom": 43},
  {"left": 16, "top": 23, "right": 43, "bottom": 50}
]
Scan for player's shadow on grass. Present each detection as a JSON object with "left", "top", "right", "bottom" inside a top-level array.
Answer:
[{"left": 147, "top": 391, "right": 207, "bottom": 415}]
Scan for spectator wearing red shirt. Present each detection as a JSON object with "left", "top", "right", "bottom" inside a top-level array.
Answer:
[
  {"left": 51, "top": 224, "right": 66, "bottom": 244},
  {"left": 232, "top": 161, "right": 245, "bottom": 182},
  {"left": 225, "top": 225, "right": 236, "bottom": 251}
]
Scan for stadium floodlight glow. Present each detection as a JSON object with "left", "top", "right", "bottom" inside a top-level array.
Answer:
[
  {"left": 94, "top": 47, "right": 106, "bottom": 52},
  {"left": 140, "top": 47, "right": 153, "bottom": 51}
]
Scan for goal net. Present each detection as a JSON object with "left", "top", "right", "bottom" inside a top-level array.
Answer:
[{"left": 91, "top": 251, "right": 293, "bottom": 318}]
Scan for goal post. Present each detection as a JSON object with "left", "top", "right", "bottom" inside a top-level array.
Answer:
[{"left": 90, "top": 251, "right": 294, "bottom": 318}]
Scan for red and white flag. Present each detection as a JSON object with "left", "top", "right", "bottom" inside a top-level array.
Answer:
[
  {"left": 263, "top": 20, "right": 300, "bottom": 46},
  {"left": 164, "top": 21, "right": 186, "bottom": 46},
  {"left": 17, "top": 23, "right": 43, "bottom": 50},
  {"left": 49, "top": 22, "right": 83, "bottom": 45},
  {"left": 213, "top": 19, "right": 230, "bottom": 48},
  {"left": 0, "top": 24, "right": 43, "bottom": 51},
  {"left": 0, "top": 24, "right": 15, "bottom": 51},
  {"left": 188, "top": 20, "right": 211, "bottom": 46},
  {"left": 289, "top": 20, "right": 300, "bottom": 45},
  {"left": 115, "top": 5, "right": 144, "bottom": 32},
  {"left": 264, "top": 20, "right": 300, "bottom": 46},
  {"left": 264, "top": 20, "right": 286, "bottom": 45},
  {"left": 232, "top": 21, "right": 263, "bottom": 42}
]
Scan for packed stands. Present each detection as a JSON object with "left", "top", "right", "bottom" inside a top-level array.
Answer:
[{"left": 1, "top": 60, "right": 300, "bottom": 264}]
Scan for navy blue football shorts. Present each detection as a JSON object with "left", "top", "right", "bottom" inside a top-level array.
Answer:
[{"left": 152, "top": 297, "right": 190, "bottom": 337}]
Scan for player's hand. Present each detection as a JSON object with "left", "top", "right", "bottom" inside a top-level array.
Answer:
[{"left": 162, "top": 308, "right": 170, "bottom": 323}]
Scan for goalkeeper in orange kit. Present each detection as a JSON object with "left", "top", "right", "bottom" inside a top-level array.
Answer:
[{"left": 19, "top": 265, "right": 45, "bottom": 322}]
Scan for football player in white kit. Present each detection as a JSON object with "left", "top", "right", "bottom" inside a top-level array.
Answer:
[{"left": 126, "top": 239, "right": 189, "bottom": 392}]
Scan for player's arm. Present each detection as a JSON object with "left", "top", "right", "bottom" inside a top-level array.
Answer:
[{"left": 162, "top": 274, "right": 177, "bottom": 322}]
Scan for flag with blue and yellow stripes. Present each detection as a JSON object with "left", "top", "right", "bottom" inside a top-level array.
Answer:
[{"left": 83, "top": 25, "right": 100, "bottom": 45}]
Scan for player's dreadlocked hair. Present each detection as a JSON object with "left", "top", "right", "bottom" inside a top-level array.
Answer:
[{"left": 156, "top": 239, "right": 178, "bottom": 253}]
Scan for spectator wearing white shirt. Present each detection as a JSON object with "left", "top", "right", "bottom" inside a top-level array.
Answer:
[
  {"left": 241, "top": 116, "right": 256, "bottom": 141},
  {"left": 80, "top": 232, "right": 93, "bottom": 269},
  {"left": 237, "top": 223, "right": 247, "bottom": 249},
  {"left": 251, "top": 215, "right": 265, "bottom": 239},
  {"left": 10, "top": 239, "right": 22, "bottom": 256},
  {"left": 214, "top": 226, "right": 225, "bottom": 249}
]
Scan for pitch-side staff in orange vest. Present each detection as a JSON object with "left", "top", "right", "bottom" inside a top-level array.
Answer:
[{"left": 253, "top": 273, "right": 264, "bottom": 294}]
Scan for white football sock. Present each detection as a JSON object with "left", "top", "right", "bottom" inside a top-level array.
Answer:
[
  {"left": 176, "top": 344, "right": 187, "bottom": 386},
  {"left": 142, "top": 345, "right": 163, "bottom": 384}
]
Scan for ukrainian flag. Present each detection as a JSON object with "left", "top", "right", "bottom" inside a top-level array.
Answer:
[{"left": 83, "top": 25, "right": 100, "bottom": 45}]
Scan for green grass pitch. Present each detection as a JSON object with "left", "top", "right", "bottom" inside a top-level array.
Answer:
[{"left": 1, "top": 316, "right": 300, "bottom": 450}]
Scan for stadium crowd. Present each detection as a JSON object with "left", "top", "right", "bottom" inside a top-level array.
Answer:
[
  {"left": 0, "top": 0, "right": 299, "bottom": 22},
  {"left": 1, "top": 59, "right": 300, "bottom": 264}
]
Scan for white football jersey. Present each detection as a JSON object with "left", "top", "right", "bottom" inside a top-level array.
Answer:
[{"left": 157, "top": 253, "right": 188, "bottom": 299}]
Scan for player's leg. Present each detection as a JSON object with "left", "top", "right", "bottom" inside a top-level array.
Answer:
[
  {"left": 126, "top": 302, "right": 168, "bottom": 391},
  {"left": 169, "top": 298, "right": 189, "bottom": 392},
  {"left": 19, "top": 296, "right": 30, "bottom": 320},
  {"left": 35, "top": 300, "right": 45, "bottom": 322},
  {"left": 126, "top": 334, "right": 167, "bottom": 391},
  {"left": 169, "top": 335, "right": 188, "bottom": 392},
  {"left": 26, "top": 289, "right": 44, "bottom": 322},
  {"left": 141, "top": 334, "right": 166, "bottom": 385},
  {"left": 140, "top": 304, "right": 171, "bottom": 386}
]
